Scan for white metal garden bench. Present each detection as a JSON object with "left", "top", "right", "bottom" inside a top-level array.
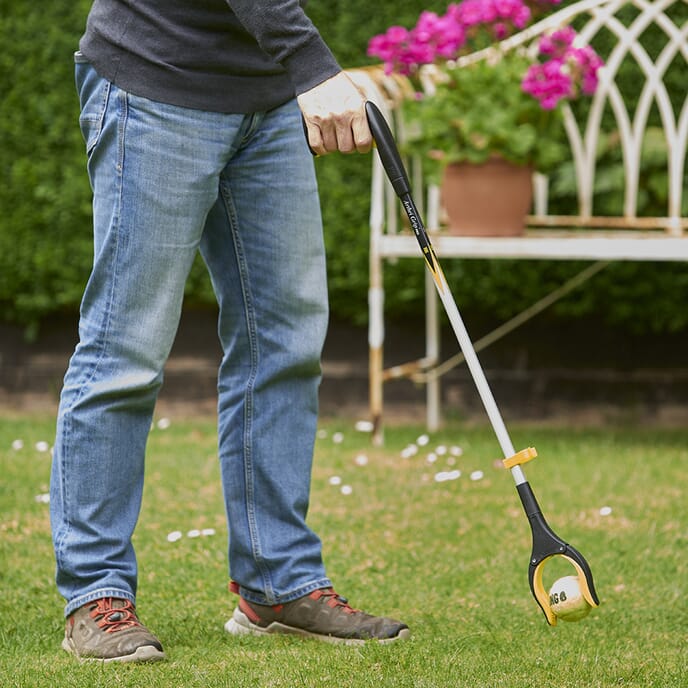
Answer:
[{"left": 347, "top": 0, "right": 688, "bottom": 441}]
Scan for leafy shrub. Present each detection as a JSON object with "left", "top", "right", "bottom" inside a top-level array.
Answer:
[{"left": 1, "top": 0, "right": 687, "bottom": 336}]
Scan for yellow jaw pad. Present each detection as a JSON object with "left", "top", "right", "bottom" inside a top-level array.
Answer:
[{"left": 532, "top": 554, "right": 600, "bottom": 626}]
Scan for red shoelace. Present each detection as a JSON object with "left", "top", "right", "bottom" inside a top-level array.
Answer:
[
  {"left": 310, "top": 588, "right": 357, "bottom": 614},
  {"left": 89, "top": 598, "right": 141, "bottom": 633}
]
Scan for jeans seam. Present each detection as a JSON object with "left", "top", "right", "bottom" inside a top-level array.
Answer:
[
  {"left": 55, "top": 84, "right": 128, "bottom": 581},
  {"left": 219, "top": 179, "right": 274, "bottom": 601},
  {"left": 68, "top": 86, "right": 127, "bottom": 413}
]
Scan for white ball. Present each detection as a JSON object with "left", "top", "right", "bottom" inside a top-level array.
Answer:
[{"left": 549, "top": 575, "right": 592, "bottom": 622}]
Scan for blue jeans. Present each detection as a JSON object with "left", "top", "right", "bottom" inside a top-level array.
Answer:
[{"left": 50, "top": 59, "right": 332, "bottom": 616}]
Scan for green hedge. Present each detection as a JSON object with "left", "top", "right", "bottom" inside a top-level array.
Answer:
[
  {"left": 1, "top": 1, "right": 687, "bottom": 336},
  {"left": 0, "top": 2, "right": 93, "bottom": 334}
]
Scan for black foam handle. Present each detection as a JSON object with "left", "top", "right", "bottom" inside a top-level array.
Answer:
[{"left": 365, "top": 101, "right": 411, "bottom": 198}]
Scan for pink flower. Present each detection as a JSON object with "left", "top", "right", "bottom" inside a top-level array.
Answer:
[
  {"left": 367, "top": 26, "right": 409, "bottom": 62},
  {"left": 456, "top": 0, "right": 488, "bottom": 27},
  {"left": 569, "top": 45, "right": 604, "bottom": 95},
  {"left": 538, "top": 26, "right": 576, "bottom": 57},
  {"left": 522, "top": 28, "right": 603, "bottom": 107},
  {"left": 368, "top": 0, "right": 603, "bottom": 109},
  {"left": 455, "top": 0, "right": 531, "bottom": 31},
  {"left": 493, "top": 21, "right": 509, "bottom": 39},
  {"left": 414, "top": 10, "right": 467, "bottom": 60},
  {"left": 522, "top": 59, "right": 575, "bottom": 109},
  {"left": 368, "top": 26, "right": 417, "bottom": 74}
]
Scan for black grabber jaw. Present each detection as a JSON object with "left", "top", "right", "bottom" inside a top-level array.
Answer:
[{"left": 504, "top": 449, "right": 600, "bottom": 625}]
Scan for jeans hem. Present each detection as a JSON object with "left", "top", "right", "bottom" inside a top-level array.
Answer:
[
  {"left": 64, "top": 588, "right": 136, "bottom": 617},
  {"left": 239, "top": 577, "right": 333, "bottom": 606}
]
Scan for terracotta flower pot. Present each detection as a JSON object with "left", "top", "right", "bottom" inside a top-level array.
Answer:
[{"left": 441, "top": 158, "right": 533, "bottom": 236}]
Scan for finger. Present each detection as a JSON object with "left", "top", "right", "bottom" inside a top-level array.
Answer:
[
  {"left": 302, "top": 117, "right": 327, "bottom": 156},
  {"left": 301, "top": 117, "right": 319, "bottom": 156},
  {"left": 318, "top": 118, "right": 339, "bottom": 154},
  {"left": 333, "top": 114, "right": 356, "bottom": 154},
  {"left": 351, "top": 112, "right": 373, "bottom": 154}
]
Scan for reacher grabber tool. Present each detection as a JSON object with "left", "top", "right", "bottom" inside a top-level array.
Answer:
[{"left": 365, "top": 101, "right": 599, "bottom": 625}]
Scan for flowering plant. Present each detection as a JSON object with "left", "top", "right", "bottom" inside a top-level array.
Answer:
[{"left": 368, "top": 0, "right": 603, "bottom": 178}]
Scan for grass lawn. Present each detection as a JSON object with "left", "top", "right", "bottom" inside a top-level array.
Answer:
[{"left": 0, "top": 410, "right": 686, "bottom": 687}]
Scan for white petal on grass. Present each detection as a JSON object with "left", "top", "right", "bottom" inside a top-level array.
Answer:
[
  {"left": 435, "top": 445, "right": 447, "bottom": 456},
  {"left": 329, "top": 475, "right": 342, "bottom": 486},
  {"left": 11, "top": 439, "right": 24, "bottom": 451},
  {"left": 201, "top": 528, "right": 216, "bottom": 537},
  {"left": 400, "top": 444, "right": 418, "bottom": 459},
  {"left": 167, "top": 531, "right": 183, "bottom": 543},
  {"left": 187, "top": 529, "right": 201, "bottom": 538},
  {"left": 332, "top": 432, "right": 344, "bottom": 444},
  {"left": 316, "top": 429, "right": 329, "bottom": 439},
  {"left": 470, "top": 470, "right": 484, "bottom": 481},
  {"left": 599, "top": 506, "right": 613, "bottom": 516},
  {"left": 426, "top": 452, "right": 438, "bottom": 464},
  {"left": 340, "top": 485, "right": 353, "bottom": 495},
  {"left": 354, "top": 453, "right": 369, "bottom": 466},
  {"left": 434, "top": 470, "right": 461, "bottom": 483},
  {"left": 354, "top": 420, "right": 374, "bottom": 433},
  {"left": 34, "top": 493, "right": 50, "bottom": 504},
  {"left": 35, "top": 441, "right": 50, "bottom": 453},
  {"left": 450, "top": 446, "right": 463, "bottom": 456},
  {"left": 416, "top": 434, "right": 430, "bottom": 447},
  {"left": 156, "top": 417, "right": 171, "bottom": 430}
]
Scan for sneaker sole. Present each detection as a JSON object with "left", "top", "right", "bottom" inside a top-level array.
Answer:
[
  {"left": 62, "top": 637, "right": 166, "bottom": 663},
  {"left": 224, "top": 608, "right": 410, "bottom": 646}
]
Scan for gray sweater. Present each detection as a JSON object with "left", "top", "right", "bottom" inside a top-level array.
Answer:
[{"left": 79, "top": 0, "right": 342, "bottom": 113}]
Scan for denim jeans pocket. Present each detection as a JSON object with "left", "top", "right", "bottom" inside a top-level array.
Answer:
[{"left": 75, "top": 60, "right": 111, "bottom": 155}]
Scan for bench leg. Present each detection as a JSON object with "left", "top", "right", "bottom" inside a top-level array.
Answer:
[{"left": 369, "top": 284, "right": 384, "bottom": 445}]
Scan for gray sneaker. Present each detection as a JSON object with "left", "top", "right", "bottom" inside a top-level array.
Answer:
[
  {"left": 224, "top": 582, "right": 410, "bottom": 645},
  {"left": 62, "top": 597, "right": 165, "bottom": 663}
]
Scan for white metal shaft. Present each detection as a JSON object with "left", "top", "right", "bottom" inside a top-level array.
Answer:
[{"left": 433, "top": 270, "right": 527, "bottom": 485}]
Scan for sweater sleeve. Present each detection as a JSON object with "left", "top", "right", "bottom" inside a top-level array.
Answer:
[{"left": 225, "top": 0, "right": 341, "bottom": 94}]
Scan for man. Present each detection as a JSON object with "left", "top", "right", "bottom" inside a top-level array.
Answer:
[{"left": 51, "top": 0, "right": 409, "bottom": 663}]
